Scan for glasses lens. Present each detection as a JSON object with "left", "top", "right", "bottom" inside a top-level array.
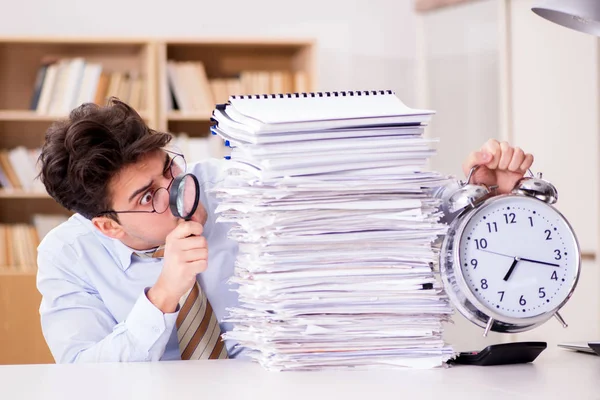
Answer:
[
  {"left": 170, "top": 155, "right": 186, "bottom": 178},
  {"left": 153, "top": 187, "right": 170, "bottom": 214}
]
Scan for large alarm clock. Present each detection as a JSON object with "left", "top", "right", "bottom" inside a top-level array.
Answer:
[{"left": 437, "top": 166, "right": 581, "bottom": 335}]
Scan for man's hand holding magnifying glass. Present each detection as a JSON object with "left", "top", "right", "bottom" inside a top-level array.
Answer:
[{"left": 148, "top": 173, "right": 206, "bottom": 314}]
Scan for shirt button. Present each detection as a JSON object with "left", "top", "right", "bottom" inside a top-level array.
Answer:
[{"left": 153, "top": 326, "right": 161, "bottom": 334}]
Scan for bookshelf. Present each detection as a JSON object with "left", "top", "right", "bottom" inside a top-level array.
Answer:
[
  {"left": 0, "top": 36, "right": 316, "bottom": 365},
  {"left": 0, "top": 190, "right": 50, "bottom": 199},
  {"left": 156, "top": 38, "right": 316, "bottom": 136}
]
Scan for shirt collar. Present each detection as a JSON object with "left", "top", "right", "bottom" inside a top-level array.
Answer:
[
  {"left": 110, "top": 238, "right": 140, "bottom": 271},
  {"left": 93, "top": 227, "right": 143, "bottom": 271},
  {"left": 104, "top": 236, "right": 166, "bottom": 271},
  {"left": 74, "top": 214, "right": 148, "bottom": 271}
]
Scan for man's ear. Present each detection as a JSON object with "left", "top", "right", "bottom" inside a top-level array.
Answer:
[{"left": 91, "top": 216, "right": 125, "bottom": 239}]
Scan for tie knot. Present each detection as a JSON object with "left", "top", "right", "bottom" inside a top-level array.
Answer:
[{"left": 133, "top": 245, "right": 165, "bottom": 259}]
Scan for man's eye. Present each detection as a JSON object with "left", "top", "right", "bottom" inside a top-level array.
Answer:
[{"left": 140, "top": 191, "right": 153, "bottom": 206}]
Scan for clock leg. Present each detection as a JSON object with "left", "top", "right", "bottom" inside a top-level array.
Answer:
[
  {"left": 554, "top": 312, "right": 568, "bottom": 328},
  {"left": 484, "top": 317, "right": 495, "bottom": 337}
]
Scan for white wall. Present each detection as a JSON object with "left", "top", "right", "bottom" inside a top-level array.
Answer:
[
  {"left": 418, "top": 0, "right": 600, "bottom": 350},
  {"left": 509, "top": 0, "right": 599, "bottom": 256},
  {"left": 509, "top": 0, "right": 600, "bottom": 345},
  {"left": 0, "top": 0, "right": 420, "bottom": 105},
  {"left": 418, "top": 0, "right": 505, "bottom": 180}
]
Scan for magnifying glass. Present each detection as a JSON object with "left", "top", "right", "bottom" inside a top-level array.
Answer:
[{"left": 169, "top": 173, "right": 200, "bottom": 221}]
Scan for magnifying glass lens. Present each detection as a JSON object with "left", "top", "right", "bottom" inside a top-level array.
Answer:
[{"left": 169, "top": 174, "right": 200, "bottom": 220}]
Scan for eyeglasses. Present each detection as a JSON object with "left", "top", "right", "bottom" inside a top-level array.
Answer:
[{"left": 97, "top": 150, "right": 187, "bottom": 217}]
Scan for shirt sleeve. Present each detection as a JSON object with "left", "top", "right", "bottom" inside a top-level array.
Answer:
[{"left": 37, "top": 249, "right": 179, "bottom": 363}]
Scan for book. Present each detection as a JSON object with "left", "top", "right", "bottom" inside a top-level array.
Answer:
[
  {"left": 32, "top": 57, "right": 145, "bottom": 114},
  {"left": 165, "top": 64, "right": 305, "bottom": 113},
  {"left": 212, "top": 90, "right": 434, "bottom": 137},
  {"left": 0, "top": 147, "right": 46, "bottom": 192},
  {"left": 29, "top": 61, "right": 51, "bottom": 110},
  {"left": 0, "top": 223, "right": 49, "bottom": 270}
]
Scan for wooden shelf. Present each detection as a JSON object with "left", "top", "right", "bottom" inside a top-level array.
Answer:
[
  {"left": 160, "top": 38, "right": 315, "bottom": 46},
  {"left": 0, "top": 268, "right": 37, "bottom": 276},
  {"left": 0, "top": 190, "right": 50, "bottom": 199},
  {"left": 0, "top": 110, "right": 151, "bottom": 122},
  {"left": 0, "top": 271, "right": 53, "bottom": 364},
  {"left": 0, "top": 111, "right": 58, "bottom": 121},
  {"left": 0, "top": 37, "right": 151, "bottom": 44}
]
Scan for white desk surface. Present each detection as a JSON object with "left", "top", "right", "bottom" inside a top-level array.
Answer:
[{"left": 0, "top": 348, "right": 597, "bottom": 400}]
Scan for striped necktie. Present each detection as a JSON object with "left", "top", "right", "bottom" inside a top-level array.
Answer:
[{"left": 135, "top": 246, "right": 228, "bottom": 360}]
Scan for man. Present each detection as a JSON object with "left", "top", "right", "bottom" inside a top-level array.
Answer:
[{"left": 36, "top": 98, "right": 533, "bottom": 363}]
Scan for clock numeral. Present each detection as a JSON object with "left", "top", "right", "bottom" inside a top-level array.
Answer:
[
  {"left": 519, "top": 295, "right": 527, "bottom": 306},
  {"left": 539, "top": 287, "right": 546, "bottom": 298},
  {"left": 528, "top": 216, "right": 534, "bottom": 227},
  {"left": 498, "top": 291, "right": 505, "bottom": 302},
  {"left": 554, "top": 249, "right": 562, "bottom": 260},
  {"left": 486, "top": 222, "right": 498, "bottom": 233},
  {"left": 504, "top": 213, "right": 516, "bottom": 224},
  {"left": 551, "top": 271, "right": 558, "bottom": 281},
  {"left": 475, "top": 238, "right": 488, "bottom": 250},
  {"left": 470, "top": 259, "right": 478, "bottom": 269},
  {"left": 480, "top": 279, "right": 488, "bottom": 290},
  {"left": 545, "top": 230, "right": 552, "bottom": 240}
]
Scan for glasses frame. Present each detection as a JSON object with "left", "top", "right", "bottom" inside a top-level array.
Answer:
[{"left": 96, "top": 149, "right": 186, "bottom": 217}]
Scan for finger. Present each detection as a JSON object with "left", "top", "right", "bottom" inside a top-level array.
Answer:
[
  {"left": 183, "top": 248, "right": 209, "bottom": 263},
  {"left": 508, "top": 147, "right": 525, "bottom": 172},
  {"left": 498, "top": 142, "right": 514, "bottom": 170},
  {"left": 482, "top": 139, "right": 501, "bottom": 169},
  {"left": 482, "top": 138, "right": 500, "bottom": 151},
  {"left": 462, "top": 151, "right": 493, "bottom": 176},
  {"left": 520, "top": 154, "right": 534, "bottom": 172},
  {"left": 172, "top": 221, "right": 203, "bottom": 239},
  {"left": 179, "top": 235, "right": 207, "bottom": 251},
  {"left": 188, "top": 259, "right": 208, "bottom": 274}
]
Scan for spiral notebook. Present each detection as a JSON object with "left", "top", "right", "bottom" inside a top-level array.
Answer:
[{"left": 212, "top": 90, "right": 434, "bottom": 136}]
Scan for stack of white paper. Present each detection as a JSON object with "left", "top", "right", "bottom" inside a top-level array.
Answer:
[{"left": 210, "top": 91, "right": 455, "bottom": 370}]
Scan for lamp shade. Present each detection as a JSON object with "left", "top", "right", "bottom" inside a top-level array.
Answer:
[{"left": 532, "top": 0, "right": 600, "bottom": 36}]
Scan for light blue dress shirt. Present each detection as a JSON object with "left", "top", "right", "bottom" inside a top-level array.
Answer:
[{"left": 36, "top": 159, "right": 242, "bottom": 363}]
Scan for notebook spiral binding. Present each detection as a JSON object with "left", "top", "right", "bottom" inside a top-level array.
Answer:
[{"left": 230, "top": 90, "right": 395, "bottom": 100}]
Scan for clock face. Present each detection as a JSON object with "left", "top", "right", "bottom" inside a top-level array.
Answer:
[{"left": 458, "top": 196, "right": 579, "bottom": 319}]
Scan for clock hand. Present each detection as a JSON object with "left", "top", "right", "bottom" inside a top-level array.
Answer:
[
  {"left": 478, "top": 249, "right": 514, "bottom": 259},
  {"left": 503, "top": 257, "right": 521, "bottom": 281},
  {"left": 520, "top": 258, "right": 560, "bottom": 267},
  {"left": 478, "top": 249, "right": 561, "bottom": 267}
]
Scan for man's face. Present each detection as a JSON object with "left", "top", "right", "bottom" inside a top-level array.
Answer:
[{"left": 107, "top": 150, "right": 208, "bottom": 249}]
